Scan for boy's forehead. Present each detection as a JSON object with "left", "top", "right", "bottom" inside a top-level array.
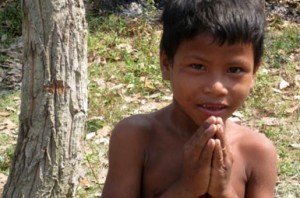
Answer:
[
  {"left": 184, "top": 33, "right": 254, "bottom": 49},
  {"left": 175, "top": 33, "right": 255, "bottom": 64}
]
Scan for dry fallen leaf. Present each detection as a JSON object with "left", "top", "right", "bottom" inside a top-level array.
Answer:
[
  {"left": 79, "top": 176, "right": 91, "bottom": 189},
  {"left": 97, "top": 125, "right": 111, "bottom": 138},
  {"left": 5, "top": 107, "right": 16, "bottom": 112},
  {"left": 279, "top": 79, "right": 290, "bottom": 90},
  {"left": 95, "top": 138, "right": 109, "bottom": 145},
  {"left": 0, "top": 112, "right": 10, "bottom": 117},
  {"left": 261, "top": 117, "right": 279, "bottom": 126},
  {"left": 144, "top": 80, "right": 156, "bottom": 90},
  {"left": 116, "top": 43, "right": 133, "bottom": 53},
  {"left": 1, "top": 119, "right": 16, "bottom": 130},
  {"left": 295, "top": 75, "right": 300, "bottom": 88},
  {"left": 272, "top": 88, "right": 282, "bottom": 93},
  {"left": 0, "top": 173, "right": 8, "bottom": 195},
  {"left": 285, "top": 104, "right": 300, "bottom": 114},
  {"left": 86, "top": 132, "right": 96, "bottom": 140},
  {"left": 98, "top": 168, "right": 108, "bottom": 184},
  {"left": 289, "top": 144, "right": 300, "bottom": 149}
]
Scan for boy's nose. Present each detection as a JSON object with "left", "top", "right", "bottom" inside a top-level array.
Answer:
[{"left": 204, "top": 80, "right": 228, "bottom": 97}]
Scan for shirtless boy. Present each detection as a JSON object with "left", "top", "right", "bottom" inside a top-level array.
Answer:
[{"left": 102, "top": 0, "right": 277, "bottom": 197}]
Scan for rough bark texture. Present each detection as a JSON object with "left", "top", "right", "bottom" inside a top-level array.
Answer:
[{"left": 3, "top": 0, "right": 88, "bottom": 197}]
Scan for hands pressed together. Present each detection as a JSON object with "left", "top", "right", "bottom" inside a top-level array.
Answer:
[{"left": 179, "top": 116, "right": 235, "bottom": 198}]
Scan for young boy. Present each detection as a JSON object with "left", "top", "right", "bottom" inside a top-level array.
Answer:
[{"left": 102, "top": 0, "right": 277, "bottom": 197}]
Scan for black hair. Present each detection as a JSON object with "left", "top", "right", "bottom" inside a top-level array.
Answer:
[{"left": 160, "top": 0, "right": 265, "bottom": 68}]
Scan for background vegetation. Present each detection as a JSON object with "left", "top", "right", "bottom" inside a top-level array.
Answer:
[{"left": 0, "top": 0, "right": 299, "bottom": 197}]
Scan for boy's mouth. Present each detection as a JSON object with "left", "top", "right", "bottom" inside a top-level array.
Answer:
[
  {"left": 198, "top": 103, "right": 227, "bottom": 116},
  {"left": 200, "top": 104, "right": 227, "bottom": 110}
]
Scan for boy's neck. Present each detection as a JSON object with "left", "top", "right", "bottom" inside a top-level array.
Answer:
[{"left": 166, "top": 101, "right": 200, "bottom": 137}]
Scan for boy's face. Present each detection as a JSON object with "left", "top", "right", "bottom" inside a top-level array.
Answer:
[{"left": 160, "top": 33, "right": 257, "bottom": 125}]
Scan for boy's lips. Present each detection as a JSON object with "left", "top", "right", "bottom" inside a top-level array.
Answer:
[{"left": 198, "top": 103, "right": 228, "bottom": 116}]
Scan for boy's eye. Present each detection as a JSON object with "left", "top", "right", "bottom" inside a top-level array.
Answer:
[
  {"left": 228, "top": 67, "right": 244, "bottom": 73},
  {"left": 190, "top": 64, "right": 205, "bottom": 70}
]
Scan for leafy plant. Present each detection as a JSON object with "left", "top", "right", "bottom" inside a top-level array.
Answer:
[{"left": 0, "top": 0, "right": 22, "bottom": 43}]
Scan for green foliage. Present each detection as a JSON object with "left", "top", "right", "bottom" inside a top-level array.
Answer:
[
  {"left": 0, "top": 90, "right": 20, "bottom": 124},
  {"left": 0, "top": 142, "right": 14, "bottom": 173},
  {"left": 264, "top": 26, "right": 300, "bottom": 68},
  {"left": 86, "top": 119, "right": 103, "bottom": 132},
  {"left": 0, "top": 54, "right": 8, "bottom": 64},
  {"left": 0, "top": 0, "right": 22, "bottom": 42}
]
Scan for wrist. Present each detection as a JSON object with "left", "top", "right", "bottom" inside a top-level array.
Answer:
[
  {"left": 174, "top": 182, "right": 199, "bottom": 198},
  {"left": 158, "top": 181, "right": 198, "bottom": 198},
  {"left": 212, "top": 187, "right": 238, "bottom": 198}
]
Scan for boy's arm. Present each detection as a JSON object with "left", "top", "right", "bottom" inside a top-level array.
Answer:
[
  {"left": 244, "top": 134, "right": 277, "bottom": 198},
  {"left": 101, "top": 116, "right": 149, "bottom": 198},
  {"left": 158, "top": 117, "right": 222, "bottom": 197}
]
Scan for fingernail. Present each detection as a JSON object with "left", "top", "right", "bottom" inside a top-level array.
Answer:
[
  {"left": 213, "top": 124, "right": 217, "bottom": 132},
  {"left": 211, "top": 116, "right": 217, "bottom": 123},
  {"left": 215, "top": 139, "right": 221, "bottom": 146},
  {"left": 209, "top": 138, "right": 216, "bottom": 147},
  {"left": 217, "top": 117, "right": 224, "bottom": 125}
]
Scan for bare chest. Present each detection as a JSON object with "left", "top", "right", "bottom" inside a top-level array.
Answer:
[{"left": 141, "top": 138, "right": 247, "bottom": 197}]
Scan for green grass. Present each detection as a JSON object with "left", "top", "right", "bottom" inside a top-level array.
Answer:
[
  {"left": 85, "top": 15, "right": 300, "bottom": 197},
  {"left": 264, "top": 25, "right": 300, "bottom": 69},
  {"left": 0, "top": 136, "right": 14, "bottom": 173},
  {"left": 243, "top": 23, "right": 300, "bottom": 197},
  {"left": 0, "top": 90, "right": 19, "bottom": 174},
  {"left": 0, "top": 5, "right": 299, "bottom": 197},
  {"left": 0, "top": 90, "right": 20, "bottom": 124}
]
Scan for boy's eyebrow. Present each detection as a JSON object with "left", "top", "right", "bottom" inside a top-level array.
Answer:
[
  {"left": 227, "top": 59, "right": 254, "bottom": 68},
  {"left": 183, "top": 53, "right": 210, "bottom": 63},
  {"left": 227, "top": 59, "right": 253, "bottom": 67},
  {"left": 184, "top": 54, "right": 253, "bottom": 67}
]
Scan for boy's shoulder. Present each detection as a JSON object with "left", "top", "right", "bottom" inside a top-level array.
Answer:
[
  {"left": 111, "top": 114, "right": 153, "bottom": 136},
  {"left": 227, "top": 120, "right": 277, "bottom": 174},
  {"left": 228, "top": 121, "right": 277, "bottom": 193},
  {"left": 111, "top": 106, "right": 169, "bottom": 136},
  {"left": 228, "top": 120, "right": 276, "bottom": 153},
  {"left": 110, "top": 113, "right": 159, "bottom": 147}
]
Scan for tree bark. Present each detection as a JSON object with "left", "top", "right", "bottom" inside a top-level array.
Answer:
[{"left": 3, "top": 0, "right": 88, "bottom": 197}]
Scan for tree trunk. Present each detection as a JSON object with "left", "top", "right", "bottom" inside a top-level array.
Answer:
[{"left": 3, "top": 0, "right": 88, "bottom": 197}]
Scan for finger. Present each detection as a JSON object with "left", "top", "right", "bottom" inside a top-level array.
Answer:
[
  {"left": 189, "top": 116, "right": 217, "bottom": 148},
  {"left": 187, "top": 124, "right": 217, "bottom": 161},
  {"left": 214, "top": 123, "right": 226, "bottom": 149},
  {"left": 200, "top": 116, "right": 217, "bottom": 130},
  {"left": 214, "top": 125, "right": 233, "bottom": 165},
  {"left": 185, "top": 116, "right": 217, "bottom": 162},
  {"left": 212, "top": 139, "right": 223, "bottom": 168},
  {"left": 199, "top": 138, "right": 216, "bottom": 167},
  {"left": 193, "top": 123, "right": 217, "bottom": 149},
  {"left": 215, "top": 117, "right": 224, "bottom": 126}
]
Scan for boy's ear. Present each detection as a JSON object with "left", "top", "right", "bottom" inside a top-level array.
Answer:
[{"left": 160, "top": 51, "right": 171, "bottom": 80}]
